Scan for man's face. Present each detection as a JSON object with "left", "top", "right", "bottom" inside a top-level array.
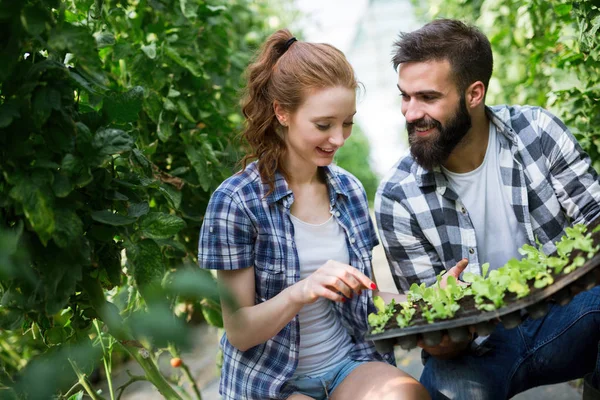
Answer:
[{"left": 397, "top": 59, "right": 472, "bottom": 170}]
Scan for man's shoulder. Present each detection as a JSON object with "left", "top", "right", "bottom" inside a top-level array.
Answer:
[
  {"left": 377, "top": 153, "right": 421, "bottom": 199},
  {"left": 490, "top": 104, "right": 562, "bottom": 132}
]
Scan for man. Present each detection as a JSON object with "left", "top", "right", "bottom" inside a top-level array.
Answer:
[{"left": 375, "top": 18, "right": 600, "bottom": 399}]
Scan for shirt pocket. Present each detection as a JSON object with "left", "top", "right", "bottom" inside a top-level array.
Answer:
[{"left": 254, "top": 238, "right": 287, "bottom": 301}]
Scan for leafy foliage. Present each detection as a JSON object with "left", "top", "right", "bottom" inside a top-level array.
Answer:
[
  {"left": 411, "top": 0, "right": 600, "bottom": 172},
  {"left": 0, "top": 0, "right": 283, "bottom": 398}
]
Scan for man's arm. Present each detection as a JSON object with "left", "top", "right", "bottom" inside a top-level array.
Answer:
[
  {"left": 374, "top": 187, "right": 442, "bottom": 293},
  {"left": 540, "top": 109, "right": 600, "bottom": 224},
  {"left": 374, "top": 187, "right": 473, "bottom": 359}
]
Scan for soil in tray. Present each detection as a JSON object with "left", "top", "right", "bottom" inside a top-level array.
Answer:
[{"left": 380, "top": 222, "right": 600, "bottom": 332}]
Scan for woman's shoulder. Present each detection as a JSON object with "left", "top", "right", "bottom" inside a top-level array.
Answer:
[{"left": 213, "top": 161, "right": 263, "bottom": 198}]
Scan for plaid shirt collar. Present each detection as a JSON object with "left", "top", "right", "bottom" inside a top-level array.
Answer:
[{"left": 264, "top": 165, "right": 350, "bottom": 206}]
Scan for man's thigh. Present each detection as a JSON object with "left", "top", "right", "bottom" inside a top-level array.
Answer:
[
  {"left": 420, "top": 330, "right": 519, "bottom": 400},
  {"left": 510, "top": 286, "right": 600, "bottom": 395},
  {"left": 421, "top": 286, "right": 600, "bottom": 400}
]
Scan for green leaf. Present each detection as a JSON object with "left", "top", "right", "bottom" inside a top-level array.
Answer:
[
  {"left": 130, "top": 239, "right": 165, "bottom": 289},
  {"left": 141, "top": 42, "right": 157, "bottom": 59},
  {"left": 93, "top": 31, "right": 115, "bottom": 48},
  {"left": 164, "top": 46, "right": 203, "bottom": 77},
  {"left": 554, "top": 4, "right": 572, "bottom": 17},
  {"left": 91, "top": 210, "right": 136, "bottom": 226},
  {"left": 128, "top": 303, "right": 190, "bottom": 349},
  {"left": 128, "top": 202, "right": 150, "bottom": 218},
  {"left": 201, "top": 305, "right": 223, "bottom": 328},
  {"left": 0, "top": 100, "right": 20, "bottom": 128},
  {"left": 157, "top": 110, "right": 175, "bottom": 142},
  {"left": 165, "top": 268, "right": 235, "bottom": 311},
  {"left": 92, "top": 128, "right": 134, "bottom": 156},
  {"left": 21, "top": 4, "right": 49, "bottom": 36},
  {"left": 52, "top": 208, "right": 84, "bottom": 248},
  {"left": 140, "top": 212, "right": 186, "bottom": 239},
  {"left": 159, "top": 184, "right": 182, "bottom": 209},
  {"left": 32, "top": 86, "right": 62, "bottom": 127},
  {"left": 52, "top": 172, "right": 72, "bottom": 198},
  {"left": 103, "top": 86, "right": 144, "bottom": 124},
  {"left": 9, "top": 171, "right": 55, "bottom": 244}
]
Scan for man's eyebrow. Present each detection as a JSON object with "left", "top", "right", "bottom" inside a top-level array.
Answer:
[{"left": 397, "top": 85, "right": 443, "bottom": 97}]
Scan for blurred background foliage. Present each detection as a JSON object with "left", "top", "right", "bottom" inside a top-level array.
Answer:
[
  {"left": 412, "top": 0, "right": 600, "bottom": 172},
  {"left": 335, "top": 124, "right": 379, "bottom": 203}
]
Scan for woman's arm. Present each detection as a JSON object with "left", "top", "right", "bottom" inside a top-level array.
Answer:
[{"left": 219, "top": 260, "right": 376, "bottom": 351}]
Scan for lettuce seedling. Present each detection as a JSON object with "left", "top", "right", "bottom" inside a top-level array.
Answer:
[{"left": 368, "top": 296, "right": 397, "bottom": 334}]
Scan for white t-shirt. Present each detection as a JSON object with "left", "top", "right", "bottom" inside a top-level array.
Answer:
[
  {"left": 290, "top": 214, "right": 353, "bottom": 377},
  {"left": 442, "top": 123, "right": 528, "bottom": 271}
]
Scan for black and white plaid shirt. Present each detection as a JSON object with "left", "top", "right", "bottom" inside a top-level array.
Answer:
[{"left": 375, "top": 105, "right": 600, "bottom": 292}]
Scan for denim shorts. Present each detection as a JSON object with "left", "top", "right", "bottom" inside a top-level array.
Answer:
[{"left": 283, "top": 357, "right": 368, "bottom": 399}]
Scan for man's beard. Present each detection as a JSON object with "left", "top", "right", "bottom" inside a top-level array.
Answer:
[{"left": 407, "top": 97, "right": 472, "bottom": 171}]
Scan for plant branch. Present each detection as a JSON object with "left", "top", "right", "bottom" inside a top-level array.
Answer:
[
  {"left": 68, "top": 359, "right": 106, "bottom": 400},
  {"left": 116, "top": 374, "right": 147, "bottom": 400}
]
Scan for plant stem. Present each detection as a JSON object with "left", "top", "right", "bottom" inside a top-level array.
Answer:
[
  {"left": 63, "top": 382, "right": 83, "bottom": 398},
  {"left": 68, "top": 359, "right": 106, "bottom": 400},
  {"left": 180, "top": 361, "right": 202, "bottom": 400},
  {"left": 116, "top": 374, "right": 147, "bottom": 400},
  {"left": 0, "top": 339, "right": 24, "bottom": 367},
  {"left": 123, "top": 345, "right": 183, "bottom": 400},
  {"left": 94, "top": 320, "right": 115, "bottom": 400}
]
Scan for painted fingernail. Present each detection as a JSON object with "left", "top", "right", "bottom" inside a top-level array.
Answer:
[
  {"left": 341, "top": 297, "right": 346, "bottom": 302},
  {"left": 370, "top": 283, "right": 377, "bottom": 290}
]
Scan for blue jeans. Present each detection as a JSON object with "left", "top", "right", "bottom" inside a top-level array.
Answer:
[
  {"left": 283, "top": 357, "right": 368, "bottom": 399},
  {"left": 420, "top": 286, "right": 600, "bottom": 399}
]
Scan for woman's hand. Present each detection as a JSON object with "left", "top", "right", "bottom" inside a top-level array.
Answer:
[{"left": 290, "top": 260, "right": 376, "bottom": 305}]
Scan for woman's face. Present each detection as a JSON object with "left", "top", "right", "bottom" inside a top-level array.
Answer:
[{"left": 278, "top": 86, "right": 356, "bottom": 172}]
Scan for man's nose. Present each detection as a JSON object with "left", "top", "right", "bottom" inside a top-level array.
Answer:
[{"left": 403, "top": 99, "right": 425, "bottom": 123}]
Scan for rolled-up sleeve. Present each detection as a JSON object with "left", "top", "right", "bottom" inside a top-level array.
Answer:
[{"left": 198, "top": 189, "right": 255, "bottom": 270}]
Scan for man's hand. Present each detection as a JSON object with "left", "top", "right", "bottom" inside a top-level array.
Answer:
[
  {"left": 439, "top": 258, "right": 469, "bottom": 289},
  {"left": 418, "top": 333, "right": 472, "bottom": 360}
]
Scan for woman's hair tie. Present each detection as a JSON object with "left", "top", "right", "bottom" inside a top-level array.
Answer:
[{"left": 282, "top": 37, "right": 297, "bottom": 53}]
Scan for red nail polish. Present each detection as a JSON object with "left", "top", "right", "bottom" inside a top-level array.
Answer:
[
  {"left": 341, "top": 297, "right": 346, "bottom": 302},
  {"left": 370, "top": 283, "right": 377, "bottom": 290}
]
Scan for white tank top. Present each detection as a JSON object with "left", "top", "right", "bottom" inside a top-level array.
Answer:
[
  {"left": 442, "top": 123, "right": 528, "bottom": 271},
  {"left": 290, "top": 214, "right": 353, "bottom": 377}
]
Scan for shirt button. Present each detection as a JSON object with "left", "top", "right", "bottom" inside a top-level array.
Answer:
[
  {"left": 335, "top": 211, "right": 341, "bottom": 217},
  {"left": 209, "top": 226, "right": 214, "bottom": 233},
  {"left": 469, "top": 248, "right": 475, "bottom": 254},
  {"left": 350, "top": 237, "right": 356, "bottom": 244},
  {"left": 461, "top": 207, "right": 467, "bottom": 214}
]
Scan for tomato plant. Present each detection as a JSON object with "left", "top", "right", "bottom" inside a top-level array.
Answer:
[{"left": 0, "top": 0, "right": 289, "bottom": 398}]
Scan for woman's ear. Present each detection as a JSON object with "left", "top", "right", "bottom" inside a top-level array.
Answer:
[
  {"left": 273, "top": 101, "right": 288, "bottom": 127},
  {"left": 465, "top": 81, "right": 485, "bottom": 109}
]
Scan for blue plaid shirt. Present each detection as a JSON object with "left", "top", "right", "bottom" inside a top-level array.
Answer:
[
  {"left": 198, "top": 161, "right": 391, "bottom": 400},
  {"left": 375, "top": 105, "right": 600, "bottom": 292}
]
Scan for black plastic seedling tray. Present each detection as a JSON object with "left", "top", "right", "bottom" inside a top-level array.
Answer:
[{"left": 366, "top": 219, "right": 600, "bottom": 353}]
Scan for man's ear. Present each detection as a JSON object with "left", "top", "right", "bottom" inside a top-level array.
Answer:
[
  {"left": 273, "top": 101, "right": 288, "bottom": 126},
  {"left": 465, "top": 81, "right": 485, "bottom": 109}
]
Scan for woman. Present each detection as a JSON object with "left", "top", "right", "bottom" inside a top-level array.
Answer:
[{"left": 198, "top": 29, "right": 428, "bottom": 400}]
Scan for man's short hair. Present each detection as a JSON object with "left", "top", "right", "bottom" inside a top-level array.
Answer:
[{"left": 392, "top": 19, "right": 493, "bottom": 96}]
